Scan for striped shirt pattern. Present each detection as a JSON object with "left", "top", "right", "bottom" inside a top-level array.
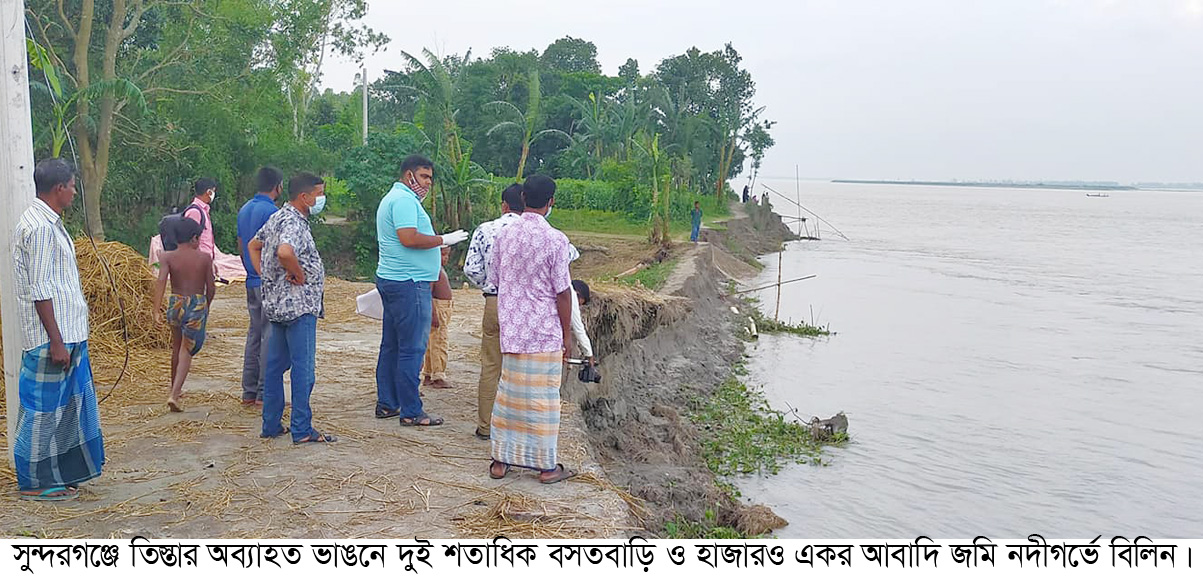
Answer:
[{"left": 12, "top": 199, "right": 90, "bottom": 351}]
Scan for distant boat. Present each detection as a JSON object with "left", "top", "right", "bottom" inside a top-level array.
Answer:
[{"left": 1085, "top": 193, "right": 1110, "bottom": 198}]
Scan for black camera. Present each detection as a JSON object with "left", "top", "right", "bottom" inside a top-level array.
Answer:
[{"left": 578, "top": 363, "right": 602, "bottom": 384}]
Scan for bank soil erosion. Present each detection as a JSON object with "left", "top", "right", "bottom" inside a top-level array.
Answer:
[{"left": 570, "top": 201, "right": 798, "bottom": 536}]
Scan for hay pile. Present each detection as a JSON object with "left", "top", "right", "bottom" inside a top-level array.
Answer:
[
  {"left": 74, "top": 238, "right": 172, "bottom": 355},
  {"left": 0, "top": 239, "right": 172, "bottom": 403},
  {"left": 582, "top": 282, "right": 690, "bottom": 357}
]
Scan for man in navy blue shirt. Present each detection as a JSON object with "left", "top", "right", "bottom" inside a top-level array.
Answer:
[{"left": 237, "top": 166, "right": 282, "bottom": 405}]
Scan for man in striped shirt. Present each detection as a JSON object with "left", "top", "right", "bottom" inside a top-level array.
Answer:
[{"left": 11, "top": 158, "right": 105, "bottom": 501}]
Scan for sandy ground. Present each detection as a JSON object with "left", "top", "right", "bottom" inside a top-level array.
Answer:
[{"left": 0, "top": 279, "right": 636, "bottom": 539}]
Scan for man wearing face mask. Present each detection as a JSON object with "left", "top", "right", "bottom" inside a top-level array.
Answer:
[
  {"left": 248, "top": 173, "right": 335, "bottom": 444},
  {"left": 183, "top": 178, "right": 218, "bottom": 262},
  {"left": 373, "top": 155, "right": 468, "bottom": 426}
]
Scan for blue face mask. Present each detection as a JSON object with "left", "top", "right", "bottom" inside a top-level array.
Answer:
[{"left": 310, "top": 195, "right": 327, "bottom": 215}]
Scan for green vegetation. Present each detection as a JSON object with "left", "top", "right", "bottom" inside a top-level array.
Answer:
[
  {"left": 664, "top": 510, "right": 746, "bottom": 539},
  {"left": 618, "top": 258, "right": 680, "bottom": 290},
  {"left": 741, "top": 303, "right": 832, "bottom": 338},
  {"left": 690, "top": 373, "right": 847, "bottom": 477},
  {"left": 22, "top": 4, "right": 774, "bottom": 276}
]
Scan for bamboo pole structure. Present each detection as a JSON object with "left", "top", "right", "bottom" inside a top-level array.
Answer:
[{"left": 2, "top": 0, "right": 37, "bottom": 467}]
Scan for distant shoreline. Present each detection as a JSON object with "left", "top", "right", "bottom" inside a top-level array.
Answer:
[{"left": 831, "top": 179, "right": 1139, "bottom": 191}]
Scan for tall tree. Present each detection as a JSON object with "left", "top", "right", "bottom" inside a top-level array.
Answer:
[
  {"left": 270, "top": 0, "right": 387, "bottom": 141},
  {"left": 540, "top": 36, "right": 601, "bottom": 75},
  {"left": 486, "top": 70, "right": 571, "bottom": 180}
]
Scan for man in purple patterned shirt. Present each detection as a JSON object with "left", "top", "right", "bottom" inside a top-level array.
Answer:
[{"left": 485, "top": 175, "right": 576, "bottom": 484}]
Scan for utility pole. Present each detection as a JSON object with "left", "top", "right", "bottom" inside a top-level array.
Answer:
[
  {"left": 361, "top": 65, "right": 368, "bottom": 145},
  {"left": 1, "top": 0, "right": 36, "bottom": 467}
]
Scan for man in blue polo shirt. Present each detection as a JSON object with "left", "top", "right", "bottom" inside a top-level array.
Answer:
[
  {"left": 374, "top": 155, "right": 467, "bottom": 426},
  {"left": 236, "top": 166, "right": 282, "bottom": 406}
]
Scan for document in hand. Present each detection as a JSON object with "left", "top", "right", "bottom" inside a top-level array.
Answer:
[{"left": 355, "top": 288, "right": 384, "bottom": 320}]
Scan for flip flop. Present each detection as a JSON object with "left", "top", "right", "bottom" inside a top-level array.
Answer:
[
  {"left": 20, "top": 486, "right": 78, "bottom": 502},
  {"left": 294, "top": 431, "right": 337, "bottom": 445},
  {"left": 260, "top": 426, "right": 288, "bottom": 439},
  {"left": 539, "top": 464, "right": 577, "bottom": 485},
  {"left": 488, "top": 460, "right": 510, "bottom": 480},
  {"left": 474, "top": 429, "right": 490, "bottom": 441},
  {"left": 375, "top": 407, "right": 400, "bottom": 419},
  {"left": 399, "top": 413, "right": 444, "bottom": 427}
]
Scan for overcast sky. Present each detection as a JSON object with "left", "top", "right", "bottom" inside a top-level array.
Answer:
[{"left": 323, "top": 0, "right": 1203, "bottom": 184}]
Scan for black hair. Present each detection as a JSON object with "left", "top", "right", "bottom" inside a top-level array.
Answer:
[
  {"left": 33, "top": 158, "right": 75, "bottom": 195},
  {"left": 694, "top": 200, "right": 700, "bottom": 205},
  {"left": 501, "top": 183, "right": 525, "bottom": 213},
  {"left": 400, "top": 154, "right": 434, "bottom": 177},
  {"left": 572, "top": 279, "right": 590, "bottom": 305},
  {"left": 194, "top": 177, "right": 217, "bottom": 196},
  {"left": 288, "top": 172, "right": 325, "bottom": 197},
  {"left": 522, "top": 174, "right": 556, "bottom": 209},
  {"left": 175, "top": 216, "right": 204, "bottom": 244},
  {"left": 255, "top": 166, "right": 284, "bottom": 194}
]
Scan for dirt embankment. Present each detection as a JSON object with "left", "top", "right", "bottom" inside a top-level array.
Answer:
[{"left": 565, "top": 201, "right": 797, "bottom": 534}]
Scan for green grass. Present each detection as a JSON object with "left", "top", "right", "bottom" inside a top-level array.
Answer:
[
  {"left": 664, "top": 510, "right": 747, "bottom": 539},
  {"left": 548, "top": 209, "right": 650, "bottom": 236},
  {"left": 547, "top": 208, "right": 732, "bottom": 241},
  {"left": 690, "top": 374, "right": 846, "bottom": 476},
  {"left": 617, "top": 258, "right": 679, "bottom": 290}
]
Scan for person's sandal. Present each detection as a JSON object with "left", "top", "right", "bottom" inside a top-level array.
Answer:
[
  {"left": 20, "top": 486, "right": 78, "bottom": 502},
  {"left": 294, "top": 431, "right": 337, "bottom": 445},
  {"left": 399, "top": 413, "right": 444, "bottom": 427},
  {"left": 539, "top": 464, "right": 577, "bottom": 484},
  {"left": 489, "top": 460, "right": 510, "bottom": 480}
]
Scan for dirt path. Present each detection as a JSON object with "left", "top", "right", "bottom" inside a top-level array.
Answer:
[{"left": 0, "top": 280, "right": 634, "bottom": 539}]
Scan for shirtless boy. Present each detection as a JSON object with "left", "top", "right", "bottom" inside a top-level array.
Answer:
[{"left": 152, "top": 217, "right": 216, "bottom": 412}]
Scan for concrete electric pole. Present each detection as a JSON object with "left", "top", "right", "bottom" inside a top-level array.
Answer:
[{"left": 1, "top": 0, "right": 37, "bottom": 467}]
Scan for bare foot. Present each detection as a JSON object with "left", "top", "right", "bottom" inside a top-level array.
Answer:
[
  {"left": 167, "top": 400, "right": 183, "bottom": 413},
  {"left": 421, "top": 376, "right": 432, "bottom": 386},
  {"left": 430, "top": 379, "right": 453, "bottom": 389}
]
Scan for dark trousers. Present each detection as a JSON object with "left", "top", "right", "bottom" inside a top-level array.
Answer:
[
  {"left": 374, "top": 277, "right": 432, "bottom": 418},
  {"left": 241, "top": 286, "right": 271, "bottom": 401}
]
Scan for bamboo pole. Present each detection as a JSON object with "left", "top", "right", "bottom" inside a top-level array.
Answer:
[
  {"left": 774, "top": 246, "right": 783, "bottom": 320},
  {"left": 735, "top": 274, "right": 817, "bottom": 295},
  {"left": 2, "top": 0, "right": 37, "bottom": 467}
]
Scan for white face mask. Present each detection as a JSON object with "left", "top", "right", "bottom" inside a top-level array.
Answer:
[
  {"left": 310, "top": 195, "right": 327, "bottom": 215},
  {"left": 207, "top": 190, "right": 216, "bottom": 204}
]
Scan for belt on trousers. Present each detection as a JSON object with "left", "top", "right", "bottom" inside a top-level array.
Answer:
[{"left": 482, "top": 293, "right": 497, "bottom": 298}]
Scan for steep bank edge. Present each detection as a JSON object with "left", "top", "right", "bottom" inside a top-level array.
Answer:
[{"left": 567, "top": 201, "right": 797, "bottom": 535}]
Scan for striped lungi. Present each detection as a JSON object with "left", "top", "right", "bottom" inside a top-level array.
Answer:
[
  {"left": 490, "top": 351, "right": 563, "bottom": 471},
  {"left": 14, "top": 342, "right": 106, "bottom": 491}
]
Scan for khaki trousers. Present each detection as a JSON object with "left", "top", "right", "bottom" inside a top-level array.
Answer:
[
  {"left": 421, "top": 298, "right": 453, "bottom": 381},
  {"left": 476, "top": 296, "right": 502, "bottom": 435}
]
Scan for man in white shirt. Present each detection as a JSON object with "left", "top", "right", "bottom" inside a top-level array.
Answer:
[
  {"left": 463, "top": 184, "right": 524, "bottom": 440},
  {"left": 569, "top": 279, "right": 594, "bottom": 365},
  {"left": 11, "top": 158, "right": 105, "bottom": 501}
]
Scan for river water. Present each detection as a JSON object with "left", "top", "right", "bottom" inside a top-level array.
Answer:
[{"left": 739, "top": 181, "right": 1203, "bottom": 538}]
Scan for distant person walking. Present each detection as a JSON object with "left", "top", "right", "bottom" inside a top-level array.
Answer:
[
  {"left": 742, "top": 185, "right": 750, "bottom": 203},
  {"left": 249, "top": 173, "right": 335, "bottom": 444},
  {"left": 690, "top": 200, "right": 703, "bottom": 242},
  {"left": 237, "top": 166, "right": 282, "bottom": 406},
  {"left": 373, "top": 155, "right": 467, "bottom": 426},
  {"left": 12, "top": 158, "right": 105, "bottom": 501},
  {"left": 486, "top": 175, "right": 576, "bottom": 484},
  {"left": 463, "top": 183, "right": 524, "bottom": 440}
]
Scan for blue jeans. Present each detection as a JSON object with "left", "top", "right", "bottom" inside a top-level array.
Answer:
[
  {"left": 691, "top": 222, "right": 701, "bottom": 242},
  {"left": 375, "top": 277, "right": 432, "bottom": 418},
  {"left": 262, "top": 314, "right": 318, "bottom": 441}
]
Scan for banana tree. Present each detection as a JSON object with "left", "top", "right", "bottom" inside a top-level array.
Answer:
[
  {"left": 27, "top": 39, "right": 147, "bottom": 158},
  {"left": 633, "top": 133, "right": 672, "bottom": 245},
  {"left": 485, "top": 69, "right": 571, "bottom": 181},
  {"left": 568, "top": 91, "right": 609, "bottom": 176}
]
